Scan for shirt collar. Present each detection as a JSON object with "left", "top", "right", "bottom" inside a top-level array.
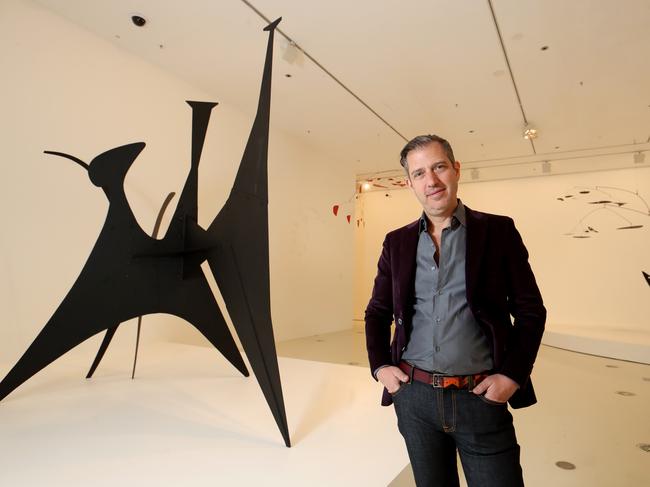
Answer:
[{"left": 418, "top": 199, "right": 466, "bottom": 234}]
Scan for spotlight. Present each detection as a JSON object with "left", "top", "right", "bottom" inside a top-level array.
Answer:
[
  {"left": 633, "top": 152, "right": 646, "bottom": 164},
  {"left": 542, "top": 161, "right": 551, "bottom": 173},
  {"left": 362, "top": 182, "right": 372, "bottom": 191},
  {"left": 523, "top": 125, "right": 538, "bottom": 140},
  {"left": 470, "top": 168, "right": 480, "bottom": 180}
]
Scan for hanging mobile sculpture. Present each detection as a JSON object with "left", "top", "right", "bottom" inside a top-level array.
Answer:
[{"left": 556, "top": 185, "right": 649, "bottom": 238}]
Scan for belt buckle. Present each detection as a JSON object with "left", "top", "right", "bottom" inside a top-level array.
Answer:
[{"left": 432, "top": 374, "right": 444, "bottom": 388}]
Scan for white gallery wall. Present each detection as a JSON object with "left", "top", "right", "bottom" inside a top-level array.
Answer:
[
  {"left": 0, "top": 0, "right": 354, "bottom": 363},
  {"left": 355, "top": 166, "right": 650, "bottom": 363}
]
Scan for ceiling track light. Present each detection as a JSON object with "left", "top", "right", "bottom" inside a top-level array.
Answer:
[
  {"left": 523, "top": 125, "right": 539, "bottom": 140},
  {"left": 633, "top": 151, "right": 646, "bottom": 164}
]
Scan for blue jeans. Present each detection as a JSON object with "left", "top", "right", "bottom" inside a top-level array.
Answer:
[{"left": 392, "top": 380, "right": 524, "bottom": 487}]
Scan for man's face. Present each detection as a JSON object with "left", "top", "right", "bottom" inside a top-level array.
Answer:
[{"left": 405, "top": 142, "right": 460, "bottom": 220}]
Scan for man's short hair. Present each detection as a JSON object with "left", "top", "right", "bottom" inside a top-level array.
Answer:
[{"left": 399, "top": 134, "right": 456, "bottom": 175}]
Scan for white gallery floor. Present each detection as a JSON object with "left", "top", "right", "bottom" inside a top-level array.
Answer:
[
  {"left": 278, "top": 327, "right": 650, "bottom": 487},
  {"left": 0, "top": 341, "right": 407, "bottom": 486},
  {"left": 1, "top": 328, "right": 648, "bottom": 487}
]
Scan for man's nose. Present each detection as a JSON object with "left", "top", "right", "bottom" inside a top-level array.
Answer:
[{"left": 425, "top": 169, "right": 440, "bottom": 185}]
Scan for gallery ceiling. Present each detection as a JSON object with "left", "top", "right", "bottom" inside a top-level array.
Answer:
[{"left": 34, "top": 0, "right": 650, "bottom": 182}]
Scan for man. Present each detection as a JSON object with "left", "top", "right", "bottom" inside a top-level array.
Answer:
[{"left": 365, "top": 135, "right": 545, "bottom": 486}]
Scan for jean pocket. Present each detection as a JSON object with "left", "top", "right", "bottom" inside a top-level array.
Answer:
[
  {"left": 477, "top": 393, "right": 507, "bottom": 406},
  {"left": 390, "top": 383, "right": 407, "bottom": 397}
]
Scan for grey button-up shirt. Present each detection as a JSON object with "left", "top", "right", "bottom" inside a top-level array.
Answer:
[{"left": 402, "top": 201, "right": 493, "bottom": 374}]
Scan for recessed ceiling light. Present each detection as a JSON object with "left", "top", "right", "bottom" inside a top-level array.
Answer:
[{"left": 541, "top": 45, "right": 549, "bottom": 51}]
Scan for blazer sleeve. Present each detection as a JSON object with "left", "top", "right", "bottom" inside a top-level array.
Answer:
[
  {"left": 365, "top": 234, "right": 395, "bottom": 376},
  {"left": 499, "top": 218, "right": 546, "bottom": 387}
]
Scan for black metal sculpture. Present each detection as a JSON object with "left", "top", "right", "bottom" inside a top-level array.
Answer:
[
  {"left": 85, "top": 191, "right": 176, "bottom": 381},
  {"left": 0, "top": 18, "right": 290, "bottom": 447}
]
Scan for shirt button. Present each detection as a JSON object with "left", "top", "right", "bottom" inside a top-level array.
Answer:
[
  {"left": 437, "top": 290, "right": 442, "bottom": 295},
  {"left": 435, "top": 346, "right": 440, "bottom": 352},
  {"left": 397, "top": 318, "right": 402, "bottom": 325},
  {"left": 436, "top": 317, "right": 441, "bottom": 322}
]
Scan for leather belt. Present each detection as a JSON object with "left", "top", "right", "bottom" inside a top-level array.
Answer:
[{"left": 398, "top": 361, "right": 488, "bottom": 390}]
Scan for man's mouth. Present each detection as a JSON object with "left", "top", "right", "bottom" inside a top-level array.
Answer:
[{"left": 426, "top": 187, "right": 446, "bottom": 197}]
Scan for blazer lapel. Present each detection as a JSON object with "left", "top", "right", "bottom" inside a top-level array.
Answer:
[
  {"left": 464, "top": 205, "right": 487, "bottom": 305},
  {"left": 396, "top": 219, "right": 420, "bottom": 310}
]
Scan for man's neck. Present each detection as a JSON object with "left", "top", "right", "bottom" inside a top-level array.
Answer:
[
  {"left": 425, "top": 202, "right": 458, "bottom": 234},
  {"left": 427, "top": 214, "right": 451, "bottom": 229}
]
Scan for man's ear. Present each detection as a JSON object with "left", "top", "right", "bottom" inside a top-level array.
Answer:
[
  {"left": 406, "top": 177, "right": 413, "bottom": 188},
  {"left": 454, "top": 161, "right": 461, "bottom": 178}
]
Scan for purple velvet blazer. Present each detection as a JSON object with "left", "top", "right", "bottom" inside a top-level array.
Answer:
[{"left": 365, "top": 205, "right": 546, "bottom": 407}]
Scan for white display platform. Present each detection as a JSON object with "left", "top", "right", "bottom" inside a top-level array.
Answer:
[
  {"left": 543, "top": 324, "right": 650, "bottom": 363},
  {"left": 0, "top": 342, "right": 408, "bottom": 486}
]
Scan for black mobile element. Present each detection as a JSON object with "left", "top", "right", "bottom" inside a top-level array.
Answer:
[{"left": 0, "top": 17, "right": 290, "bottom": 447}]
